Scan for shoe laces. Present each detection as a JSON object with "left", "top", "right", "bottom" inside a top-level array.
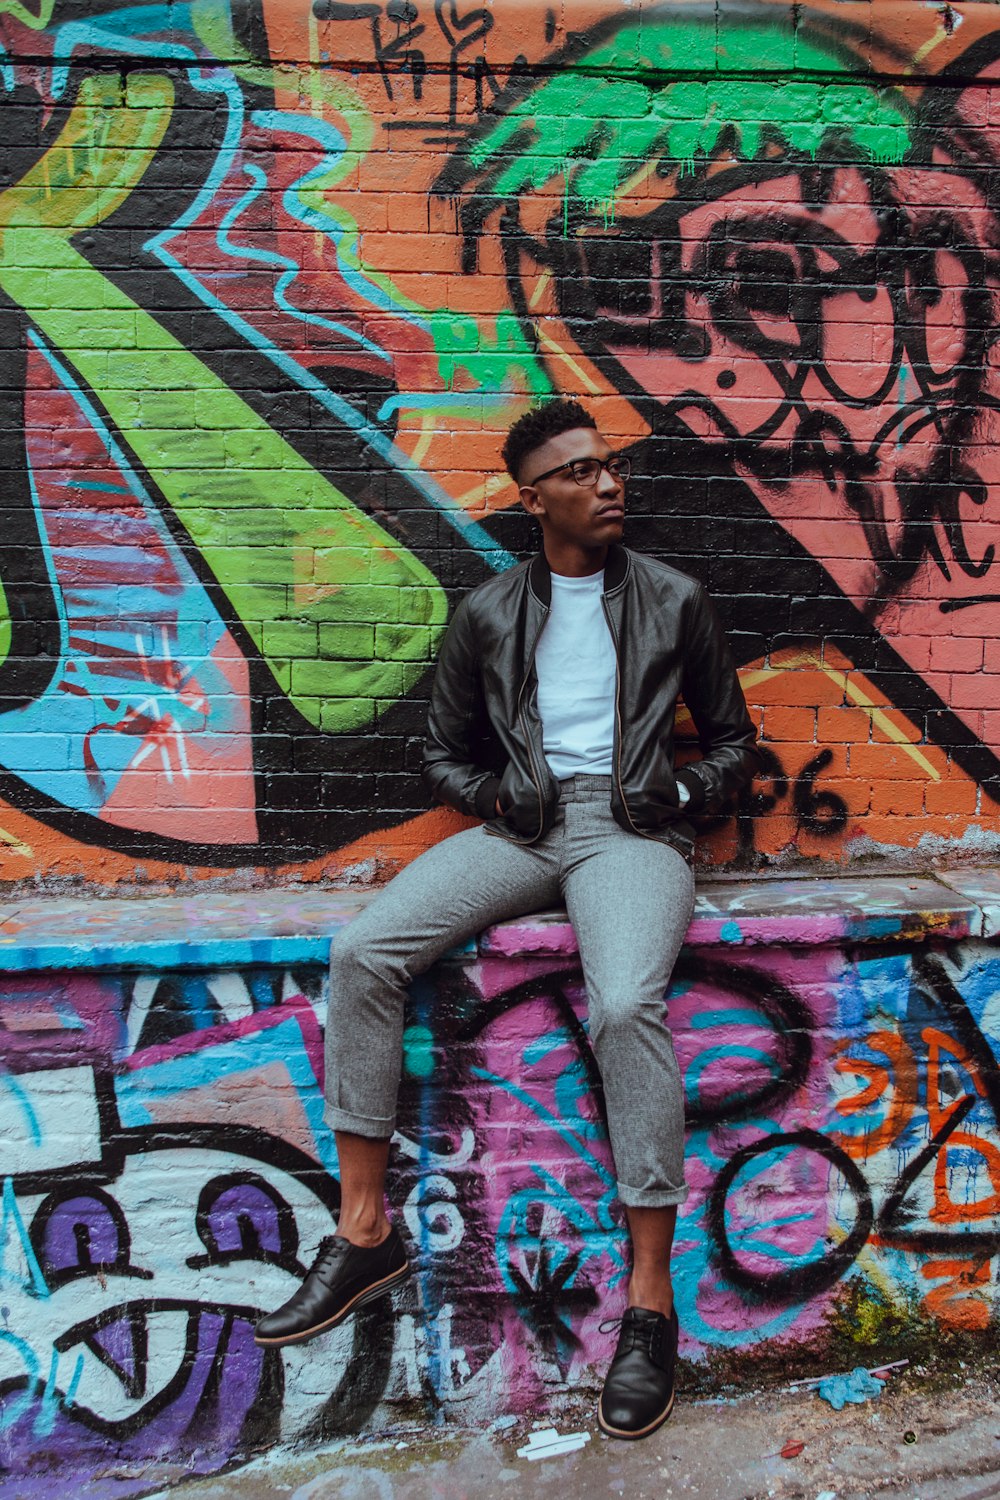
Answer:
[
  {"left": 599, "top": 1311, "right": 664, "bottom": 1360},
  {"left": 310, "top": 1235, "right": 349, "bottom": 1278}
]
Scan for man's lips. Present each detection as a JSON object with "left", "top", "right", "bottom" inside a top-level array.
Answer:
[{"left": 597, "top": 502, "right": 625, "bottom": 518}]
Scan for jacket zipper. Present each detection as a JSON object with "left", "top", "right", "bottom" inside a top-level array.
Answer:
[
  {"left": 602, "top": 598, "right": 690, "bottom": 856},
  {"left": 491, "top": 614, "right": 548, "bottom": 846}
]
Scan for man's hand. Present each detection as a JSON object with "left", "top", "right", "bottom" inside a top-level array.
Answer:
[{"left": 495, "top": 797, "right": 504, "bottom": 816}]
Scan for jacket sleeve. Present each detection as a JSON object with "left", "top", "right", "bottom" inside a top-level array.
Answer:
[
  {"left": 674, "top": 585, "right": 760, "bottom": 816},
  {"left": 422, "top": 595, "right": 503, "bottom": 820}
]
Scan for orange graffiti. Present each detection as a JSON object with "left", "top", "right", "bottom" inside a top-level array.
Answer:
[
  {"left": 925, "top": 1028, "right": 1000, "bottom": 1223},
  {"left": 831, "top": 1031, "right": 917, "bottom": 1160},
  {"left": 921, "top": 1258, "right": 994, "bottom": 1331}
]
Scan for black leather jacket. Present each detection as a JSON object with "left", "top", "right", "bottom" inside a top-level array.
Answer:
[{"left": 422, "top": 545, "right": 759, "bottom": 859}]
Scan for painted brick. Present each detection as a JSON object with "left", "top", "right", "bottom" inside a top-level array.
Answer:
[
  {"left": 2, "top": 0, "right": 1000, "bottom": 1469},
  {"left": 0, "top": 879, "right": 995, "bottom": 1489}
]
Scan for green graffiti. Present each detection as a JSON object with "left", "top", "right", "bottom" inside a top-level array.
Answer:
[
  {"left": 402, "top": 1022, "right": 436, "bottom": 1079},
  {"left": 0, "top": 73, "right": 447, "bottom": 735},
  {"left": 430, "top": 310, "right": 552, "bottom": 400},
  {"left": 0, "top": 0, "right": 55, "bottom": 29},
  {"left": 0, "top": 578, "right": 10, "bottom": 668},
  {"left": 469, "top": 17, "right": 912, "bottom": 218}
]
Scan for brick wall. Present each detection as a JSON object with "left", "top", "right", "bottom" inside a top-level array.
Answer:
[
  {"left": 2, "top": 880, "right": 998, "bottom": 1492},
  {"left": 0, "top": 0, "right": 999, "bottom": 885}
]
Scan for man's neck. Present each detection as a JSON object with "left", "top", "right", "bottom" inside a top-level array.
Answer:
[{"left": 542, "top": 539, "right": 609, "bottom": 578}]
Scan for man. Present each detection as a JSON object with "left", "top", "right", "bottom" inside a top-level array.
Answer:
[{"left": 255, "top": 398, "right": 759, "bottom": 1439}]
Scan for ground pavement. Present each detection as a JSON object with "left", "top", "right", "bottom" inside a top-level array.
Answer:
[{"left": 147, "top": 1362, "right": 1000, "bottom": 1500}]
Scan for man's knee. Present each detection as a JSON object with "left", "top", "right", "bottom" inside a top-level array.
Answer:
[
  {"left": 589, "top": 988, "right": 667, "bottom": 1043},
  {"left": 329, "top": 922, "right": 385, "bottom": 987}
]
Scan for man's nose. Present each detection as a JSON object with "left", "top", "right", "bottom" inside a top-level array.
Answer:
[{"left": 596, "top": 463, "right": 621, "bottom": 495}]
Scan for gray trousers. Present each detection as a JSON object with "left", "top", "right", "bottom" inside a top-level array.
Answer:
[{"left": 325, "top": 774, "right": 696, "bottom": 1207}]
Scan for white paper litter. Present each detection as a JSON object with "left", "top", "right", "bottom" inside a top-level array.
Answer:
[{"left": 516, "top": 1428, "right": 592, "bottom": 1461}]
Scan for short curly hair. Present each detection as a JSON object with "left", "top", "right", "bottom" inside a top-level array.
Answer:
[{"left": 501, "top": 398, "right": 597, "bottom": 483}]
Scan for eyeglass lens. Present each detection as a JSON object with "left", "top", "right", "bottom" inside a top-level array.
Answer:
[{"left": 572, "top": 457, "right": 631, "bottom": 485}]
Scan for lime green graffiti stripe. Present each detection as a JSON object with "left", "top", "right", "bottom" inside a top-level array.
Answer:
[
  {"left": 471, "top": 18, "right": 912, "bottom": 216},
  {"left": 0, "top": 74, "right": 447, "bottom": 736},
  {"left": 0, "top": 0, "right": 55, "bottom": 28},
  {"left": 0, "top": 579, "right": 10, "bottom": 668},
  {"left": 190, "top": 0, "right": 375, "bottom": 159}
]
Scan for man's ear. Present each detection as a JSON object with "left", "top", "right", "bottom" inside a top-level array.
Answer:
[{"left": 519, "top": 483, "right": 544, "bottom": 518}]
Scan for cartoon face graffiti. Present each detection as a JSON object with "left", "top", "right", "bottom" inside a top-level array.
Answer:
[
  {"left": 0, "top": 1105, "right": 347, "bottom": 1495},
  {"left": 444, "top": 9, "right": 1000, "bottom": 792}
]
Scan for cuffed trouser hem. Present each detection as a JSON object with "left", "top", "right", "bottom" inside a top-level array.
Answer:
[
  {"left": 323, "top": 1103, "right": 395, "bottom": 1140},
  {"left": 616, "top": 1182, "right": 689, "bottom": 1208}
]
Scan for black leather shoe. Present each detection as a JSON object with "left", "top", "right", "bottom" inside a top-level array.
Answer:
[
  {"left": 597, "top": 1306, "right": 678, "bottom": 1439},
  {"left": 254, "top": 1226, "right": 410, "bottom": 1346}
]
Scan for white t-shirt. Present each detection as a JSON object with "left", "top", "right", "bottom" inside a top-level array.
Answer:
[{"left": 534, "top": 570, "right": 616, "bottom": 779}]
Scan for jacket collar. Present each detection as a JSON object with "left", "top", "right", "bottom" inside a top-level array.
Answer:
[{"left": 527, "top": 544, "right": 629, "bottom": 607}]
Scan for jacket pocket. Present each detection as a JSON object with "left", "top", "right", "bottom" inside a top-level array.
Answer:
[
  {"left": 493, "top": 758, "right": 546, "bottom": 840},
  {"left": 647, "top": 826, "right": 695, "bottom": 865}
]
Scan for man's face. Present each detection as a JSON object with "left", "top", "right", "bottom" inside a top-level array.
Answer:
[{"left": 518, "top": 426, "right": 626, "bottom": 553}]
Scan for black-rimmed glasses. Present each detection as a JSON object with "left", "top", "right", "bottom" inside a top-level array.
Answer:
[{"left": 528, "top": 456, "right": 632, "bottom": 487}]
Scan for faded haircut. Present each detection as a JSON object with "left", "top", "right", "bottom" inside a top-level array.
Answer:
[{"left": 502, "top": 398, "right": 597, "bottom": 482}]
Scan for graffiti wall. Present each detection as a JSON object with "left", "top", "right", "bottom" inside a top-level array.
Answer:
[
  {"left": 2, "top": 883, "right": 1000, "bottom": 1493},
  {"left": 0, "top": 0, "right": 998, "bottom": 885}
]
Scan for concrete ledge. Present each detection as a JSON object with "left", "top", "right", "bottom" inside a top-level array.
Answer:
[
  {"left": 0, "top": 872, "right": 990, "bottom": 971},
  {"left": 936, "top": 868, "right": 1000, "bottom": 938}
]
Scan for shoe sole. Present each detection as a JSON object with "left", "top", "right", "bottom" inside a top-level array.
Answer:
[
  {"left": 253, "top": 1261, "right": 411, "bottom": 1347},
  {"left": 596, "top": 1388, "right": 675, "bottom": 1440}
]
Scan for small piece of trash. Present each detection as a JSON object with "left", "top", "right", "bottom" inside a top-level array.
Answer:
[
  {"left": 817, "top": 1366, "right": 886, "bottom": 1411},
  {"left": 517, "top": 1428, "right": 592, "bottom": 1461},
  {"left": 869, "top": 1359, "right": 910, "bottom": 1380},
  {"left": 491, "top": 1415, "right": 519, "bottom": 1432},
  {"left": 816, "top": 1492, "right": 838, "bottom": 1500},
  {"left": 395, "top": 1441, "right": 408, "bottom": 1450},
  {"left": 904, "top": 1430, "right": 918, "bottom": 1445},
  {"left": 779, "top": 1440, "right": 805, "bottom": 1459},
  {"left": 789, "top": 1358, "right": 907, "bottom": 1395}
]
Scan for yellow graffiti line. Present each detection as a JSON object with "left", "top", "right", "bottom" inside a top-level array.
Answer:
[
  {"left": 308, "top": 2, "right": 324, "bottom": 124},
  {"left": 0, "top": 0, "right": 54, "bottom": 27},
  {"left": 815, "top": 662, "right": 941, "bottom": 782},
  {"left": 528, "top": 271, "right": 552, "bottom": 312},
  {"left": 911, "top": 24, "right": 950, "bottom": 70},
  {"left": 0, "top": 825, "right": 33, "bottom": 859},
  {"left": 677, "top": 655, "right": 815, "bottom": 728},
  {"left": 682, "top": 651, "right": 941, "bottom": 782},
  {"left": 852, "top": 1238, "right": 901, "bottom": 1305},
  {"left": 615, "top": 153, "right": 671, "bottom": 206},
  {"left": 453, "top": 472, "right": 512, "bottom": 512},
  {"left": 751, "top": 650, "right": 941, "bottom": 779},
  {"left": 536, "top": 331, "right": 603, "bottom": 394},
  {"left": 410, "top": 411, "right": 437, "bottom": 469},
  {"left": 0, "top": 73, "right": 174, "bottom": 236}
]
